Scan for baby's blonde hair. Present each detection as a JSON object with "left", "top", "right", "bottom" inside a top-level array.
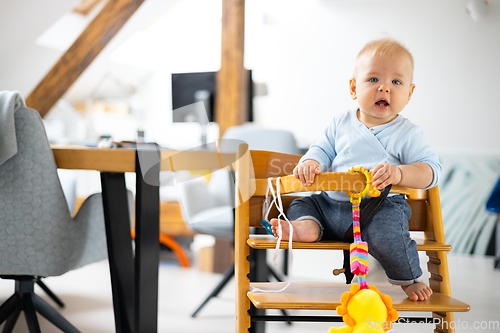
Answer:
[{"left": 353, "top": 38, "right": 414, "bottom": 81}]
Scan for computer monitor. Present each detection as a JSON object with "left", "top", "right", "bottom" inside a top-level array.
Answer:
[{"left": 171, "top": 70, "right": 253, "bottom": 123}]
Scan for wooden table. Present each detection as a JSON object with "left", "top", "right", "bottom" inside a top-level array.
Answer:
[{"left": 52, "top": 145, "right": 238, "bottom": 333}]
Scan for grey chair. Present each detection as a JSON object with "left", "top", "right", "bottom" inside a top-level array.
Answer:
[
  {"left": 0, "top": 106, "right": 108, "bottom": 333},
  {"left": 33, "top": 170, "right": 79, "bottom": 309},
  {"left": 179, "top": 124, "right": 299, "bottom": 317}
]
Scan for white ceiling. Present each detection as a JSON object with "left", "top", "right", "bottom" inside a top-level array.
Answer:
[{"left": 0, "top": 0, "right": 178, "bottom": 105}]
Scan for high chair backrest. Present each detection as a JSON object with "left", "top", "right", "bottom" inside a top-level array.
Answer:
[{"left": 241, "top": 150, "right": 444, "bottom": 243}]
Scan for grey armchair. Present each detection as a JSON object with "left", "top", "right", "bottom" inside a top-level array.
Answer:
[{"left": 0, "top": 103, "right": 107, "bottom": 332}]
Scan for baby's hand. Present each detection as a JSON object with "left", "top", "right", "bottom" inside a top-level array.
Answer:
[
  {"left": 293, "top": 160, "right": 321, "bottom": 186},
  {"left": 371, "top": 163, "right": 402, "bottom": 189}
]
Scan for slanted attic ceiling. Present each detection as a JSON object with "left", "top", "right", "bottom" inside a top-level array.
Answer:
[
  {"left": 0, "top": 0, "right": 80, "bottom": 98},
  {"left": 0, "top": 0, "right": 177, "bottom": 106}
]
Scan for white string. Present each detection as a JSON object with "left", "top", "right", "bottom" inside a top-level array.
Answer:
[
  {"left": 266, "top": 178, "right": 282, "bottom": 266},
  {"left": 251, "top": 177, "right": 293, "bottom": 293},
  {"left": 261, "top": 179, "right": 276, "bottom": 223}
]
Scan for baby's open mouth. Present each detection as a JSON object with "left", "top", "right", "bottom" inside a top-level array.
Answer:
[{"left": 375, "top": 99, "right": 389, "bottom": 106}]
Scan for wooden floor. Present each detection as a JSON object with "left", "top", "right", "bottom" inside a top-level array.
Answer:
[{"left": 0, "top": 252, "right": 498, "bottom": 333}]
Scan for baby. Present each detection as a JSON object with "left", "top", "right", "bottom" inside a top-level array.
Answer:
[{"left": 270, "top": 38, "right": 441, "bottom": 302}]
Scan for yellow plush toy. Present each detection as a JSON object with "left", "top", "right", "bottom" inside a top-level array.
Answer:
[{"left": 328, "top": 284, "right": 398, "bottom": 333}]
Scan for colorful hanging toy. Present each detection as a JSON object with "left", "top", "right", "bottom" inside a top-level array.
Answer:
[
  {"left": 346, "top": 167, "right": 379, "bottom": 288},
  {"left": 328, "top": 167, "right": 398, "bottom": 333}
]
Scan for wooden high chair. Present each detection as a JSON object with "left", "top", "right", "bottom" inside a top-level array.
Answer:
[{"left": 234, "top": 148, "right": 470, "bottom": 333}]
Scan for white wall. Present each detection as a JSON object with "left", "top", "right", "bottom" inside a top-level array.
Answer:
[
  {"left": 243, "top": 0, "right": 500, "bottom": 277},
  {"left": 245, "top": 0, "right": 500, "bottom": 153},
  {"left": 3, "top": 0, "right": 498, "bottom": 154}
]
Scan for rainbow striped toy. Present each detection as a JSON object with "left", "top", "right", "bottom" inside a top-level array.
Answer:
[{"left": 346, "top": 167, "right": 380, "bottom": 289}]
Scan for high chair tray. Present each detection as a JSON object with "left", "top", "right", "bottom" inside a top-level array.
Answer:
[
  {"left": 248, "top": 282, "right": 470, "bottom": 312},
  {"left": 247, "top": 237, "right": 452, "bottom": 251}
]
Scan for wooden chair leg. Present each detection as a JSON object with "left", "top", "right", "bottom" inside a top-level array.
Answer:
[
  {"left": 235, "top": 243, "right": 251, "bottom": 333},
  {"left": 432, "top": 311, "right": 455, "bottom": 333},
  {"left": 235, "top": 145, "right": 252, "bottom": 333},
  {"left": 427, "top": 250, "right": 455, "bottom": 333}
]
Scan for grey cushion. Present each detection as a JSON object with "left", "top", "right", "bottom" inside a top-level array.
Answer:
[
  {"left": 0, "top": 107, "right": 107, "bottom": 277},
  {"left": 222, "top": 124, "right": 300, "bottom": 155}
]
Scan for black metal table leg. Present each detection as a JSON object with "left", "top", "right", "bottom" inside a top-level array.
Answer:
[
  {"left": 134, "top": 149, "right": 160, "bottom": 333},
  {"left": 101, "top": 172, "right": 135, "bottom": 333}
]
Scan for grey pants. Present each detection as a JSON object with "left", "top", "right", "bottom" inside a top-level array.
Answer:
[{"left": 287, "top": 192, "right": 422, "bottom": 285}]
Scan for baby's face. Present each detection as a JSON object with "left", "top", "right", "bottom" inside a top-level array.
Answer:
[{"left": 350, "top": 52, "right": 415, "bottom": 127}]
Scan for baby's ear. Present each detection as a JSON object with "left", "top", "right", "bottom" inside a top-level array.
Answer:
[
  {"left": 407, "top": 83, "right": 416, "bottom": 102},
  {"left": 349, "top": 78, "right": 357, "bottom": 100}
]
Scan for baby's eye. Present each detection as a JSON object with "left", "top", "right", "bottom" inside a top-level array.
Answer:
[
  {"left": 369, "top": 78, "right": 378, "bottom": 83},
  {"left": 392, "top": 79, "right": 401, "bottom": 85}
]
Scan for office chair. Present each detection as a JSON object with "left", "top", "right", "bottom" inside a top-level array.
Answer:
[
  {"left": 0, "top": 102, "right": 108, "bottom": 333},
  {"left": 177, "top": 169, "right": 234, "bottom": 317},
  {"left": 177, "top": 124, "right": 300, "bottom": 317},
  {"left": 223, "top": 124, "right": 299, "bottom": 155},
  {"left": 30, "top": 170, "right": 79, "bottom": 309}
]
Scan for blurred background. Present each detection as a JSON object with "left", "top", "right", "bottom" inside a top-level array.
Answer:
[
  {"left": 1, "top": 0, "right": 499, "bottom": 277},
  {"left": 1, "top": 0, "right": 499, "bottom": 152},
  {"left": 1, "top": 1, "right": 500, "bottom": 331}
]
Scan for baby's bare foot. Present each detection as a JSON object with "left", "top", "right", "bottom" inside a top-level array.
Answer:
[
  {"left": 269, "top": 218, "right": 320, "bottom": 242},
  {"left": 402, "top": 282, "right": 433, "bottom": 301}
]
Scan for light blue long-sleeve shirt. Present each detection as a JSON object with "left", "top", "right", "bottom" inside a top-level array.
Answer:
[{"left": 300, "top": 109, "right": 442, "bottom": 201}]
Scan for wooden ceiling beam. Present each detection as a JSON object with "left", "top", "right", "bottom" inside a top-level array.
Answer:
[
  {"left": 72, "top": 0, "right": 104, "bottom": 16},
  {"left": 26, "top": 0, "right": 145, "bottom": 117},
  {"left": 216, "top": 0, "right": 247, "bottom": 138}
]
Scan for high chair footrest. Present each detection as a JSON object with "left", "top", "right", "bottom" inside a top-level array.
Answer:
[
  {"left": 247, "top": 237, "right": 452, "bottom": 251},
  {"left": 248, "top": 282, "right": 470, "bottom": 312}
]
